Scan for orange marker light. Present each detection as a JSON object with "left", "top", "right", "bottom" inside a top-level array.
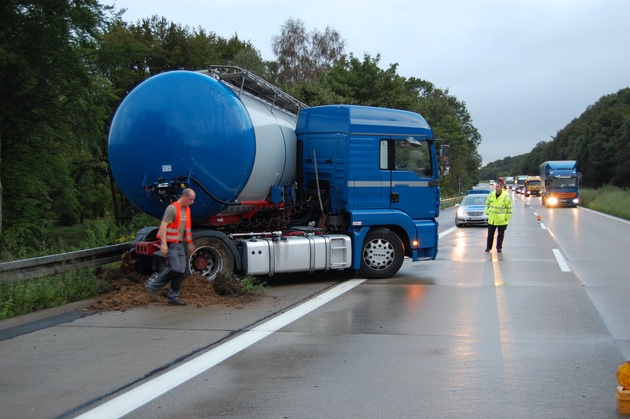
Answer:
[{"left": 618, "top": 361, "right": 630, "bottom": 388}]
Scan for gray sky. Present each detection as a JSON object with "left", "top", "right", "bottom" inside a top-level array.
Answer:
[{"left": 112, "top": 0, "right": 630, "bottom": 165}]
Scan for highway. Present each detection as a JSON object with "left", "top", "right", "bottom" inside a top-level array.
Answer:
[{"left": 0, "top": 189, "right": 628, "bottom": 418}]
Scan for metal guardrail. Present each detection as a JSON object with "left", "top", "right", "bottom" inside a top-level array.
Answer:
[{"left": 0, "top": 243, "right": 131, "bottom": 284}]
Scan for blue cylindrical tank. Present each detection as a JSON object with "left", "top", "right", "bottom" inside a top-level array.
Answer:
[{"left": 108, "top": 71, "right": 297, "bottom": 223}]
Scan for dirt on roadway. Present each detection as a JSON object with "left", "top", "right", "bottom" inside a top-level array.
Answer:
[{"left": 88, "top": 269, "right": 259, "bottom": 312}]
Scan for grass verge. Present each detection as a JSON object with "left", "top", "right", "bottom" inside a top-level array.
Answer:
[
  {"left": 580, "top": 186, "right": 630, "bottom": 220},
  {"left": 0, "top": 268, "right": 110, "bottom": 320}
]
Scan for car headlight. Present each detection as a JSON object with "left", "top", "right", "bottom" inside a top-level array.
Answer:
[{"left": 457, "top": 208, "right": 467, "bottom": 217}]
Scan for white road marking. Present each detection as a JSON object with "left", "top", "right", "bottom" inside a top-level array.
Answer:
[
  {"left": 76, "top": 278, "right": 367, "bottom": 419},
  {"left": 439, "top": 226, "right": 457, "bottom": 238},
  {"left": 552, "top": 249, "right": 571, "bottom": 272}
]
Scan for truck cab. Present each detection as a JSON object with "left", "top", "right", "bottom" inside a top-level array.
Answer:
[
  {"left": 539, "top": 161, "right": 580, "bottom": 207},
  {"left": 297, "top": 105, "right": 444, "bottom": 277},
  {"left": 515, "top": 175, "right": 528, "bottom": 194},
  {"left": 525, "top": 176, "right": 541, "bottom": 196}
]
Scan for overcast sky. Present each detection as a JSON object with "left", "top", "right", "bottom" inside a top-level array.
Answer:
[{"left": 111, "top": 0, "right": 630, "bottom": 165}]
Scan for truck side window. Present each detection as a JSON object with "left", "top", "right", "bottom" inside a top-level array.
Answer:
[
  {"left": 379, "top": 141, "right": 389, "bottom": 170},
  {"left": 393, "top": 140, "right": 431, "bottom": 177}
]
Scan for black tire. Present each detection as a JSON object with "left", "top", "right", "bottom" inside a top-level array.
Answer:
[
  {"left": 359, "top": 228, "right": 404, "bottom": 279},
  {"left": 190, "top": 237, "right": 234, "bottom": 281}
]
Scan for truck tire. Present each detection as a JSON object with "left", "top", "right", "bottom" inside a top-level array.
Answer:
[
  {"left": 359, "top": 228, "right": 404, "bottom": 279},
  {"left": 190, "top": 237, "right": 234, "bottom": 280}
]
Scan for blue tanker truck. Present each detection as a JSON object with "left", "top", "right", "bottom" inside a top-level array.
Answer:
[
  {"left": 108, "top": 66, "right": 450, "bottom": 280},
  {"left": 540, "top": 160, "right": 580, "bottom": 207}
]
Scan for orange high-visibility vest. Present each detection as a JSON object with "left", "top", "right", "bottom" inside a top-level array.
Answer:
[{"left": 157, "top": 201, "right": 192, "bottom": 243}]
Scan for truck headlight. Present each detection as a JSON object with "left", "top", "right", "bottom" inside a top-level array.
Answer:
[{"left": 548, "top": 197, "right": 559, "bottom": 206}]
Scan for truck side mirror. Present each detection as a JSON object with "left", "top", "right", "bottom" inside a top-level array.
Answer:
[
  {"left": 439, "top": 144, "right": 450, "bottom": 165},
  {"left": 439, "top": 144, "right": 450, "bottom": 176}
]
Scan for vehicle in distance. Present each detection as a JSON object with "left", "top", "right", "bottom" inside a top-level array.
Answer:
[
  {"left": 540, "top": 160, "right": 580, "bottom": 207},
  {"left": 515, "top": 175, "right": 528, "bottom": 194},
  {"left": 525, "top": 175, "right": 541, "bottom": 196},
  {"left": 455, "top": 191, "right": 489, "bottom": 227}
]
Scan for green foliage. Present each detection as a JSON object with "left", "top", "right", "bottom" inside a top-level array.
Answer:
[
  {"left": 1, "top": 0, "right": 113, "bottom": 235},
  {"left": 269, "top": 17, "right": 345, "bottom": 89},
  {"left": 0, "top": 269, "right": 108, "bottom": 320},
  {"left": 580, "top": 186, "right": 630, "bottom": 220},
  {"left": 481, "top": 88, "right": 630, "bottom": 189},
  {"left": 80, "top": 215, "right": 121, "bottom": 248},
  {"left": 212, "top": 272, "right": 267, "bottom": 296}
]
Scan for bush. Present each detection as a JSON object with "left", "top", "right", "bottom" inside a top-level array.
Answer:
[{"left": 212, "top": 272, "right": 267, "bottom": 296}]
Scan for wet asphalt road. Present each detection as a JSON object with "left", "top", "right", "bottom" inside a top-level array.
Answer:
[{"left": 1, "top": 191, "right": 628, "bottom": 418}]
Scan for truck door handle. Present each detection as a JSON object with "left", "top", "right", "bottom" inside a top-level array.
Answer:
[{"left": 391, "top": 192, "right": 399, "bottom": 203}]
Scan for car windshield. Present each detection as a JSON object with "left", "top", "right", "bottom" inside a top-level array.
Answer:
[{"left": 462, "top": 195, "right": 486, "bottom": 205}]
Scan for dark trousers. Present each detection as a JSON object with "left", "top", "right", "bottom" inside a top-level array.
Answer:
[
  {"left": 486, "top": 224, "right": 507, "bottom": 250},
  {"left": 148, "top": 242, "right": 186, "bottom": 302}
]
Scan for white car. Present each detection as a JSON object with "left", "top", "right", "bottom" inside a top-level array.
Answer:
[{"left": 455, "top": 193, "right": 489, "bottom": 227}]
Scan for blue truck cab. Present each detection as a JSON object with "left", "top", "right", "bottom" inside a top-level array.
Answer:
[
  {"left": 297, "top": 105, "right": 446, "bottom": 277},
  {"left": 540, "top": 160, "right": 580, "bottom": 207}
]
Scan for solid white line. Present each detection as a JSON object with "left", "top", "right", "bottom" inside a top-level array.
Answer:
[
  {"left": 552, "top": 249, "right": 571, "bottom": 272},
  {"left": 76, "top": 278, "right": 367, "bottom": 419},
  {"left": 439, "top": 226, "right": 457, "bottom": 238}
]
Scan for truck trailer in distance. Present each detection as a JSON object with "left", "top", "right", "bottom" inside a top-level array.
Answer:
[{"left": 539, "top": 161, "right": 579, "bottom": 207}]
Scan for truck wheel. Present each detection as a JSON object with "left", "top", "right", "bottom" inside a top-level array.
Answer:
[
  {"left": 190, "top": 237, "right": 234, "bottom": 281},
  {"left": 359, "top": 228, "right": 404, "bottom": 279}
]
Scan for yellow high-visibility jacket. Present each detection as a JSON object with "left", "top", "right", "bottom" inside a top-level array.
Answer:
[{"left": 485, "top": 191, "right": 512, "bottom": 226}]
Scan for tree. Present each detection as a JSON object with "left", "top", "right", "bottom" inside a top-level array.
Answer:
[
  {"left": 269, "top": 17, "right": 345, "bottom": 89},
  {"left": 0, "top": 0, "right": 112, "bottom": 240}
]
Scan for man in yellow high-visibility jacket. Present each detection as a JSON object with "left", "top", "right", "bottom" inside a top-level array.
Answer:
[{"left": 485, "top": 181, "right": 512, "bottom": 252}]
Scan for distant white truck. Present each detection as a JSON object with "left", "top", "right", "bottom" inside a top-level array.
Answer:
[{"left": 516, "top": 175, "right": 528, "bottom": 193}]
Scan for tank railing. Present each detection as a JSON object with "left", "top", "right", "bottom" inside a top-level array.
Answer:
[{"left": 204, "top": 65, "right": 308, "bottom": 115}]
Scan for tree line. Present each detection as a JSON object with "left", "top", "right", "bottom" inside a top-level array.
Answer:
[{"left": 479, "top": 88, "right": 630, "bottom": 186}]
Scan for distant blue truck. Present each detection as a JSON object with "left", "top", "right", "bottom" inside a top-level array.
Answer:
[{"left": 539, "top": 160, "right": 580, "bottom": 207}]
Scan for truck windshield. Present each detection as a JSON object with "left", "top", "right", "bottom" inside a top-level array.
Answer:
[{"left": 550, "top": 178, "right": 577, "bottom": 188}]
